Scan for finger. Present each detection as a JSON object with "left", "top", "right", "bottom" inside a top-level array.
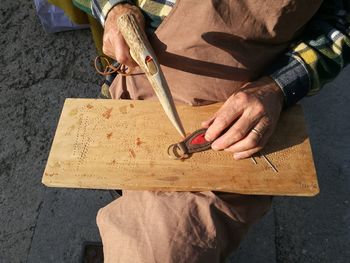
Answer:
[
  {"left": 204, "top": 104, "right": 242, "bottom": 142},
  {"left": 225, "top": 121, "right": 270, "bottom": 155},
  {"left": 233, "top": 146, "right": 263, "bottom": 160},
  {"left": 210, "top": 109, "right": 261, "bottom": 150},
  {"left": 103, "top": 31, "right": 138, "bottom": 67},
  {"left": 205, "top": 110, "right": 242, "bottom": 142},
  {"left": 114, "top": 36, "right": 138, "bottom": 67},
  {"left": 102, "top": 37, "right": 116, "bottom": 60},
  {"left": 201, "top": 115, "right": 216, "bottom": 128}
]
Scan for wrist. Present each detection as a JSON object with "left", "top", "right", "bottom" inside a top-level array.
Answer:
[
  {"left": 266, "top": 54, "right": 310, "bottom": 108},
  {"left": 264, "top": 76, "right": 285, "bottom": 108},
  {"left": 105, "top": 2, "right": 145, "bottom": 31},
  {"left": 108, "top": 0, "right": 134, "bottom": 11},
  {"left": 106, "top": 3, "right": 134, "bottom": 21},
  {"left": 251, "top": 76, "right": 285, "bottom": 109}
]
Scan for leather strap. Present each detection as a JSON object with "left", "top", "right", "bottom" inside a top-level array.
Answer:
[
  {"left": 168, "top": 128, "right": 211, "bottom": 159},
  {"left": 176, "top": 128, "right": 212, "bottom": 155}
]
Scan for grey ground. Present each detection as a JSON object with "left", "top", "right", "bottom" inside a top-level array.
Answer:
[{"left": 0, "top": 1, "right": 349, "bottom": 263}]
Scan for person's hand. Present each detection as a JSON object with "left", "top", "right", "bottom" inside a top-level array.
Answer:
[
  {"left": 202, "top": 76, "right": 284, "bottom": 159},
  {"left": 103, "top": 4, "right": 145, "bottom": 67}
]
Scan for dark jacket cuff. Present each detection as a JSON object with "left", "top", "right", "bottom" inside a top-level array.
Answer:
[{"left": 266, "top": 54, "right": 311, "bottom": 108}]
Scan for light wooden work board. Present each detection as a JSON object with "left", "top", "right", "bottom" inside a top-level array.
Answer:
[{"left": 42, "top": 98, "right": 319, "bottom": 196}]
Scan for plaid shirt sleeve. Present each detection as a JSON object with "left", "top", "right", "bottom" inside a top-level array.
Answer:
[
  {"left": 89, "top": 0, "right": 174, "bottom": 30},
  {"left": 91, "top": 0, "right": 135, "bottom": 26},
  {"left": 266, "top": 0, "right": 350, "bottom": 107}
]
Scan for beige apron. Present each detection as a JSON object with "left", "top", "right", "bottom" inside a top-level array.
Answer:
[
  {"left": 110, "top": 0, "right": 322, "bottom": 105},
  {"left": 98, "top": 1, "right": 322, "bottom": 262}
]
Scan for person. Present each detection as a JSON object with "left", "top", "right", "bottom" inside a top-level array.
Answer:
[{"left": 49, "top": 0, "right": 350, "bottom": 262}]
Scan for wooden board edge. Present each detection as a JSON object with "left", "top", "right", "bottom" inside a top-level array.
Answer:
[{"left": 41, "top": 179, "right": 320, "bottom": 197}]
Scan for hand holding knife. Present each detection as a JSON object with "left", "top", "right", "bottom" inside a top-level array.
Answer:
[{"left": 116, "top": 13, "right": 186, "bottom": 138}]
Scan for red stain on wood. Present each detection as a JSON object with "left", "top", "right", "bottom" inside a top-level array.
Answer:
[
  {"left": 130, "top": 104, "right": 134, "bottom": 108},
  {"left": 106, "top": 132, "right": 113, "bottom": 140},
  {"left": 102, "top": 107, "right": 113, "bottom": 119},
  {"left": 135, "top": 138, "right": 143, "bottom": 146},
  {"left": 108, "top": 160, "right": 116, "bottom": 165},
  {"left": 128, "top": 149, "right": 136, "bottom": 158}
]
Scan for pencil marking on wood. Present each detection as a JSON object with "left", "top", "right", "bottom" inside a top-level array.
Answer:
[
  {"left": 65, "top": 124, "right": 76, "bottom": 136},
  {"left": 108, "top": 160, "right": 117, "bottom": 166},
  {"left": 300, "top": 182, "right": 318, "bottom": 189},
  {"left": 128, "top": 149, "right": 136, "bottom": 159},
  {"left": 44, "top": 172, "right": 58, "bottom": 177}
]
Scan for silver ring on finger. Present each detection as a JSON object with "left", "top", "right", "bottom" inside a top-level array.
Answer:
[{"left": 251, "top": 128, "right": 263, "bottom": 140}]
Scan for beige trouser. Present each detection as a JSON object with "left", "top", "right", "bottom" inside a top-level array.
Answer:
[{"left": 97, "top": 191, "right": 272, "bottom": 263}]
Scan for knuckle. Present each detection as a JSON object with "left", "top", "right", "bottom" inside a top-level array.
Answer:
[
  {"left": 102, "top": 45, "right": 109, "bottom": 56},
  {"left": 102, "top": 45, "right": 115, "bottom": 59},
  {"left": 230, "top": 127, "right": 245, "bottom": 141},
  {"left": 247, "top": 137, "right": 258, "bottom": 148},
  {"left": 215, "top": 115, "right": 230, "bottom": 129},
  {"left": 255, "top": 102, "right": 265, "bottom": 115},
  {"left": 225, "top": 148, "right": 234, "bottom": 153},
  {"left": 236, "top": 92, "right": 249, "bottom": 104},
  {"left": 262, "top": 117, "right": 272, "bottom": 127},
  {"left": 116, "top": 54, "right": 128, "bottom": 64}
]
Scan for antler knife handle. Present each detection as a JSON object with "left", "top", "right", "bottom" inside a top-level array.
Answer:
[{"left": 116, "top": 13, "right": 186, "bottom": 138}]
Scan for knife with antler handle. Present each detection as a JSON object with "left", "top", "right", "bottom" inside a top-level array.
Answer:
[{"left": 117, "top": 13, "right": 186, "bottom": 138}]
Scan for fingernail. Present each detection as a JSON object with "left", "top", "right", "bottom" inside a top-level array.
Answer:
[
  {"left": 234, "top": 153, "right": 241, "bottom": 160},
  {"left": 211, "top": 143, "right": 219, "bottom": 151},
  {"left": 205, "top": 133, "right": 211, "bottom": 141}
]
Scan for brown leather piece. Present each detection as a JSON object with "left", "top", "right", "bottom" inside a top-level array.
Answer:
[{"left": 177, "top": 128, "right": 211, "bottom": 154}]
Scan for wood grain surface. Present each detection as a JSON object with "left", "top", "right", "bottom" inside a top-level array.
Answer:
[{"left": 42, "top": 99, "right": 319, "bottom": 196}]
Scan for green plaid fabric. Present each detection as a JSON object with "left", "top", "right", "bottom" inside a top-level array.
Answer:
[{"left": 268, "top": 0, "right": 350, "bottom": 106}]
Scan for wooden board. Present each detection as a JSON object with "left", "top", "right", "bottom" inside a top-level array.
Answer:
[{"left": 42, "top": 98, "right": 319, "bottom": 196}]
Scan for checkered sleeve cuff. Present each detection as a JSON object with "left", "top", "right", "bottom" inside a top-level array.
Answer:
[
  {"left": 91, "top": 0, "right": 134, "bottom": 26},
  {"left": 266, "top": 53, "right": 311, "bottom": 108}
]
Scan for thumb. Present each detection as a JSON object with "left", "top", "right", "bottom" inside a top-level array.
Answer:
[{"left": 114, "top": 35, "right": 138, "bottom": 68}]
